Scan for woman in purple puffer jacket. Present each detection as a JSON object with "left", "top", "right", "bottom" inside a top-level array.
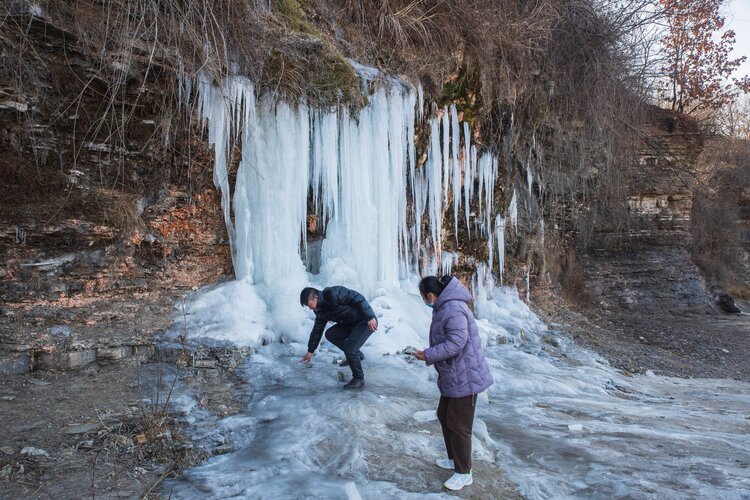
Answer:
[{"left": 415, "top": 275, "right": 494, "bottom": 492}]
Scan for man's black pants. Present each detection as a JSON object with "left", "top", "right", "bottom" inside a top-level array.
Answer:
[
  {"left": 437, "top": 394, "right": 476, "bottom": 474},
  {"left": 324, "top": 320, "right": 372, "bottom": 380}
]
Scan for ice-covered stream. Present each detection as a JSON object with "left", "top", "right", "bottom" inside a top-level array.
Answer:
[{"left": 163, "top": 66, "right": 750, "bottom": 498}]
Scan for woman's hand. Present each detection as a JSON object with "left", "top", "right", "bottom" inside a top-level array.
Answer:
[
  {"left": 301, "top": 352, "right": 314, "bottom": 363},
  {"left": 367, "top": 318, "right": 378, "bottom": 331},
  {"left": 414, "top": 349, "right": 426, "bottom": 361}
]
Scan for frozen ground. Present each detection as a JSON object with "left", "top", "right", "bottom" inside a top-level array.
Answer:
[{"left": 162, "top": 282, "right": 750, "bottom": 499}]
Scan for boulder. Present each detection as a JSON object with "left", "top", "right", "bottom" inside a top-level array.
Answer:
[{"left": 716, "top": 293, "right": 741, "bottom": 314}]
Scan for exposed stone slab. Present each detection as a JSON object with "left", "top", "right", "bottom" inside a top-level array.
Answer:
[
  {"left": 193, "top": 358, "right": 217, "bottom": 369},
  {"left": 37, "top": 349, "right": 96, "bottom": 371},
  {"left": 2, "top": 342, "right": 154, "bottom": 376},
  {"left": 132, "top": 345, "right": 155, "bottom": 362},
  {"left": 0, "top": 352, "right": 31, "bottom": 375},
  {"left": 96, "top": 346, "right": 132, "bottom": 364},
  {"left": 64, "top": 423, "right": 100, "bottom": 435},
  {"left": 154, "top": 342, "right": 195, "bottom": 364}
]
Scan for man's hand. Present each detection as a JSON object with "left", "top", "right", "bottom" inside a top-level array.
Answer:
[
  {"left": 367, "top": 318, "right": 378, "bottom": 332},
  {"left": 301, "top": 352, "right": 314, "bottom": 363},
  {"left": 414, "top": 349, "right": 426, "bottom": 361}
]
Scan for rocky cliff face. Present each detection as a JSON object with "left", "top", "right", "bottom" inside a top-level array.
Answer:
[
  {"left": 0, "top": 7, "right": 232, "bottom": 373},
  {"left": 580, "top": 109, "right": 710, "bottom": 312}
]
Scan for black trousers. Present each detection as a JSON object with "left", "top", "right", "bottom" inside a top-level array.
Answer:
[
  {"left": 324, "top": 320, "right": 372, "bottom": 380},
  {"left": 437, "top": 394, "right": 476, "bottom": 474}
]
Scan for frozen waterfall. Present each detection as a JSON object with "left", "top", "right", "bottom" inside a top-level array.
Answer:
[{"left": 194, "top": 67, "right": 504, "bottom": 301}]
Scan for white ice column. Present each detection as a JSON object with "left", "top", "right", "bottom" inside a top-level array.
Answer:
[
  {"left": 197, "top": 75, "right": 311, "bottom": 286},
  {"left": 477, "top": 152, "right": 497, "bottom": 235},
  {"left": 322, "top": 84, "right": 414, "bottom": 289},
  {"left": 463, "top": 121, "right": 473, "bottom": 235},
  {"left": 495, "top": 215, "right": 505, "bottom": 285},
  {"left": 450, "top": 105, "right": 461, "bottom": 239},
  {"left": 196, "top": 74, "right": 246, "bottom": 270},
  {"left": 427, "top": 117, "right": 444, "bottom": 259},
  {"left": 235, "top": 96, "right": 311, "bottom": 285},
  {"left": 509, "top": 189, "right": 518, "bottom": 229},
  {"left": 311, "top": 110, "right": 340, "bottom": 228}
]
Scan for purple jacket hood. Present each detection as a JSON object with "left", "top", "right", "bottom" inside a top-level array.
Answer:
[{"left": 423, "top": 278, "right": 494, "bottom": 397}]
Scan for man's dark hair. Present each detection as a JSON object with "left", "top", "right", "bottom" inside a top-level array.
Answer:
[
  {"left": 418, "top": 275, "right": 452, "bottom": 296},
  {"left": 299, "top": 287, "right": 319, "bottom": 307}
]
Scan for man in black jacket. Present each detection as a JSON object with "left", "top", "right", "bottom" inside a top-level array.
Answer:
[{"left": 299, "top": 286, "right": 378, "bottom": 389}]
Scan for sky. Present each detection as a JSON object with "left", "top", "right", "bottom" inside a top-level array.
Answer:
[{"left": 727, "top": 0, "right": 750, "bottom": 79}]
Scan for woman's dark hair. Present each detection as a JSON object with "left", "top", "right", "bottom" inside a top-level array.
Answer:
[{"left": 418, "top": 275, "right": 453, "bottom": 296}]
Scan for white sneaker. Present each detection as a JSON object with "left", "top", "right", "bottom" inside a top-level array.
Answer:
[
  {"left": 436, "top": 458, "right": 454, "bottom": 470},
  {"left": 443, "top": 471, "right": 473, "bottom": 491}
]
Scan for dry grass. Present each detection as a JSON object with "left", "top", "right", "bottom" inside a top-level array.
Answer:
[{"left": 92, "top": 188, "right": 143, "bottom": 232}]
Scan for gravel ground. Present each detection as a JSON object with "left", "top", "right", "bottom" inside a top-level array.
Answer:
[{"left": 541, "top": 298, "right": 750, "bottom": 381}]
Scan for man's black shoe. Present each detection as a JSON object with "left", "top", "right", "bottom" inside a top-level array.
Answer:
[{"left": 343, "top": 378, "right": 365, "bottom": 390}]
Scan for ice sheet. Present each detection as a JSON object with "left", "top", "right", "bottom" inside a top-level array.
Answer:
[{"left": 165, "top": 288, "right": 750, "bottom": 499}]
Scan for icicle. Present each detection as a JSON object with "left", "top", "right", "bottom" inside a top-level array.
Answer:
[
  {"left": 385, "top": 85, "right": 410, "bottom": 280},
  {"left": 540, "top": 218, "right": 545, "bottom": 249},
  {"left": 401, "top": 88, "right": 417, "bottom": 275},
  {"left": 412, "top": 160, "right": 427, "bottom": 268},
  {"left": 487, "top": 218, "right": 494, "bottom": 274},
  {"left": 197, "top": 67, "right": 418, "bottom": 293},
  {"left": 527, "top": 164, "right": 533, "bottom": 195},
  {"left": 319, "top": 75, "right": 418, "bottom": 289},
  {"left": 427, "top": 117, "right": 443, "bottom": 257},
  {"left": 525, "top": 266, "right": 531, "bottom": 303},
  {"left": 239, "top": 96, "right": 311, "bottom": 285},
  {"left": 310, "top": 110, "right": 340, "bottom": 231},
  {"left": 476, "top": 153, "right": 497, "bottom": 236},
  {"left": 442, "top": 107, "right": 450, "bottom": 201},
  {"left": 470, "top": 145, "right": 477, "bottom": 200},
  {"left": 232, "top": 80, "right": 258, "bottom": 281},
  {"left": 440, "top": 251, "right": 458, "bottom": 276},
  {"left": 325, "top": 95, "right": 378, "bottom": 288},
  {"left": 477, "top": 154, "right": 485, "bottom": 230},
  {"left": 407, "top": 92, "right": 417, "bottom": 208},
  {"left": 196, "top": 73, "right": 247, "bottom": 272},
  {"left": 462, "top": 121, "right": 472, "bottom": 236},
  {"left": 417, "top": 82, "right": 424, "bottom": 124},
  {"left": 450, "top": 105, "right": 461, "bottom": 239},
  {"left": 495, "top": 215, "right": 505, "bottom": 285},
  {"left": 509, "top": 189, "right": 518, "bottom": 229}
]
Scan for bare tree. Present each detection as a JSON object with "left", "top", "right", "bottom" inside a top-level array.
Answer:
[
  {"left": 658, "top": 0, "right": 750, "bottom": 114},
  {"left": 717, "top": 95, "right": 750, "bottom": 138}
]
